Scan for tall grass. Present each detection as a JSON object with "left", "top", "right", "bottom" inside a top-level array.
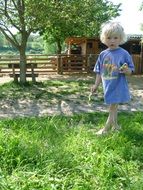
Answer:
[{"left": 0, "top": 112, "right": 143, "bottom": 190}]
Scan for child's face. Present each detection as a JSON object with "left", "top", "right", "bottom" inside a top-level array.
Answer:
[{"left": 104, "top": 35, "right": 121, "bottom": 49}]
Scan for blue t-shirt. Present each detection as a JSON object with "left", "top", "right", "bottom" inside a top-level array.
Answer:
[{"left": 93, "top": 47, "right": 135, "bottom": 104}]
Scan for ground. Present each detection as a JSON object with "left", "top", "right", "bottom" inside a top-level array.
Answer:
[{"left": 0, "top": 74, "right": 143, "bottom": 118}]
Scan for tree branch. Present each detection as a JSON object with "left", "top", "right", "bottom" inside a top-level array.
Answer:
[{"left": 0, "top": 26, "right": 20, "bottom": 49}]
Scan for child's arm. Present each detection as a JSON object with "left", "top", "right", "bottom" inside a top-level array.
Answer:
[{"left": 91, "top": 74, "right": 102, "bottom": 93}]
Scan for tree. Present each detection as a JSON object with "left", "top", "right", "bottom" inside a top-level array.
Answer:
[
  {"left": 140, "top": 2, "right": 143, "bottom": 32},
  {"left": 140, "top": 1, "right": 143, "bottom": 10},
  {"left": 0, "top": 33, "right": 5, "bottom": 47},
  {"left": 37, "top": 0, "right": 121, "bottom": 53},
  {"left": 0, "top": 0, "right": 121, "bottom": 83},
  {"left": 0, "top": 0, "right": 38, "bottom": 83}
]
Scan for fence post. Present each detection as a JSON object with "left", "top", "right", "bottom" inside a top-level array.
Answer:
[
  {"left": 87, "top": 54, "right": 99, "bottom": 73},
  {"left": 31, "top": 63, "right": 36, "bottom": 83},
  {"left": 141, "top": 42, "right": 143, "bottom": 74},
  {"left": 87, "top": 54, "right": 91, "bottom": 73},
  {"left": 57, "top": 54, "right": 63, "bottom": 74}
]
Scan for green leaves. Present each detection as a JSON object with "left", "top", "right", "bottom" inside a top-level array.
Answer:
[{"left": 29, "top": 0, "right": 121, "bottom": 53}]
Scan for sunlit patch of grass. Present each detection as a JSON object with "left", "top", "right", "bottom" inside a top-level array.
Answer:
[
  {"left": 0, "top": 79, "right": 103, "bottom": 105},
  {"left": 0, "top": 112, "right": 143, "bottom": 189},
  {"left": 1, "top": 77, "right": 142, "bottom": 189}
]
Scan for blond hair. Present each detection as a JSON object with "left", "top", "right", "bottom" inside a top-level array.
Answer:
[{"left": 100, "top": 22, "right": 127, "bottom": 45}]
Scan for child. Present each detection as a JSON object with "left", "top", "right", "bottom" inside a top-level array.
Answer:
[{"left": 91, "top": 22, "right": 135, "bottom": 135}]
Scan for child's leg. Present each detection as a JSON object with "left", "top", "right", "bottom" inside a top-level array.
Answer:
[
  {"left": 112, "top": 104, "right": 121, "bottom": 130},
  {"left": 96, "top": 104, "right": 117, "bottom": 135},
  {"left": 105, "top": 104, "right": 118, "bottom": 130}
]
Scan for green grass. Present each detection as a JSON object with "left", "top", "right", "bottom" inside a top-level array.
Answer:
[
  {"left": 0, "top": 112, "right": 143, "bottom": 190},
  {"left": 0, "top": 79, "right": 103, "bottom": 105},
  {"left": 0, "top": 78, "right": 143, "bottom": 189}
]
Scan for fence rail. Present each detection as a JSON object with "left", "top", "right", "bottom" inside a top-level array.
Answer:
[
  {"left": 131, "top": 54, "right": 142, "bottom": 74},
  {"left": 0, "top": 54, "right": 142, "bottom": 79}
]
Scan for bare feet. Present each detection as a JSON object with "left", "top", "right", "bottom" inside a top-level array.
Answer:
[
  {"left": 112, "top": 125, "right": 121, "bottom": 132},
  {"left": 96, "top": 125, "right": 121, "bottom": 135},
  {"left": 95, "top": 127, "right": 109, "bottom": 135}
]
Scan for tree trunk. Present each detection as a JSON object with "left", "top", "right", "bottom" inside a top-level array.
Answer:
[
  {"left": 56, "top": 40, "right": 62, "bottom": 54},
  {"left": 141, "top": 42, "right": 143, "bottom": 73},
  {"left": 19, "top": 47, "right": 27, "bottom": 84},
  {"left": 19, "top": 32, "right": 30, "bottom": 84}
]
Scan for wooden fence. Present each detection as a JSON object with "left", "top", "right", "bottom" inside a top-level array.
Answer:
[
  {"left": 131, "top": 54, "right": 142, "bottom": 74},
  {"left": 0, "top": 54, "right": 142, "bottom": 79}
]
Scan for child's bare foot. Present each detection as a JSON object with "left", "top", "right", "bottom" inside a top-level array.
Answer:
[
  {"left": 95, "top": 127, "right": 109, "bottom": 135},
  {"left": 112, "top": 125, "right": 121, "bottom": 132}
]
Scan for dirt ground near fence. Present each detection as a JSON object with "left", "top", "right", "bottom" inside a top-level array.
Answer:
[{"left": 0, "top": 74, "right": 143, "bottom": 118}]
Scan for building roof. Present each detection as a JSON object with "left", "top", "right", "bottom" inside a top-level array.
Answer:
[
  {"left": 127, "top": 34, "right": 143, "bottom": 41},
  {"left": 65, "top": 37, "right": 99, "bottom": 44},
  {"left": 65, "top": 34, "right": 143, "bottom": 45}
]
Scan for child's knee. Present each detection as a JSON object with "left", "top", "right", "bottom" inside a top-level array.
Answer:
[{"left": 109, "top": 104, "right": 118, "bottom": 111}]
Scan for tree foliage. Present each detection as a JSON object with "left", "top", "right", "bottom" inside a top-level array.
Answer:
[
  {"left": 0, "top": 0, "right": 41, "bottom": 83},
  {"left": 0, "top": 0, "right": 36, "bottom": 50},
  {"left": 0, "top": 0, "right": 121, "bottom": 83},
  {"left": 33, "top": 0, "right": 121, "bottom": 53},
  {"left": 140, "top": 1, "right": 143, "bottom": 33},
  {"left": 140, "top": 1, "right": 143, "bottom": 9}
]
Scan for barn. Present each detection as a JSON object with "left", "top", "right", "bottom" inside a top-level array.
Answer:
[{"left": 65, "top": 35, "right": 143, "bottom": 74}]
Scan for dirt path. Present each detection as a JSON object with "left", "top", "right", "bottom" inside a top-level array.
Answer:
[{"left": 0, "top": 75, "right": 143, "bottom": 118}]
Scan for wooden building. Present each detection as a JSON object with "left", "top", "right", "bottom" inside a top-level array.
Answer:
[
  {"left": 65, "top": 35, "right": 142, "bottom": 55},
  {"left": 65, "top": 35, "right": 143, "bottom": 74},
  {"left": 65, "top": 37, "right": 102, "bottom": 55}
]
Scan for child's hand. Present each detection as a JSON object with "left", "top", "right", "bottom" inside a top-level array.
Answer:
[
  {"left": 119, "top": 63, "right": 130, "bottom": 74},
  {"left": 91, "top": 85, "right": 97, "bottom": 94},
  {"left": 119, "top": 63, "right": 132, "bottom": 75},
  {"left": 89, "top": 85, "right": 98, "bottom": 102}
]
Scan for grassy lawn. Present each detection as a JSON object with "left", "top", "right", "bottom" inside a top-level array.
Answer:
[
  {"left": 0, "top": 79, "right": 143, "bottom": 189},
  {"left": 0, "top": 77, "right": 103, "bottom": 105}
]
